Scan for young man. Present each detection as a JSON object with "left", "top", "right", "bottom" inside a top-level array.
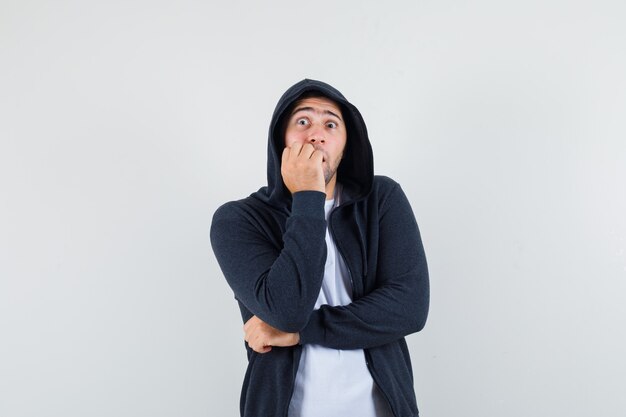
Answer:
[{"left": 210, "top": 79, "right": 429, "bottom": 417}]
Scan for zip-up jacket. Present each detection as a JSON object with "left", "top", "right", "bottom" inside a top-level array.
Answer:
[{"left": 210, "top": 79, "right": 429, "bottom": 417}]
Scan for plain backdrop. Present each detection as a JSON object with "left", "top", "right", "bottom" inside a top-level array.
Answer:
[{"left": 1, "top": 1, "right": 625, "bottom": 416}]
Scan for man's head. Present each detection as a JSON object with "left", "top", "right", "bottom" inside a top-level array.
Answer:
[
  {"left": 265, "top": 79, "right": 372, "bottom": 203},
  {"left": 283, "top": 93, "right": 347, "bottom": 185}
]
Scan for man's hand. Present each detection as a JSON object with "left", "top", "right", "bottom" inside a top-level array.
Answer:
[
  {"left": 243, "top": 315, "right": 300, "bottom": 354},
  {"left": 281, "top": 142, "right": 325, "bottom": 194}
]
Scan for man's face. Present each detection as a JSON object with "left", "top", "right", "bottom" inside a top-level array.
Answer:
[{"left": 284, "top": 96, "right": 347, "bottom": 185}]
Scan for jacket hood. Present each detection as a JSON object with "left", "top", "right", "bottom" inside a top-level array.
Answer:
[{"left": 253, "top": 79, "right": 374, "bottom": 210}]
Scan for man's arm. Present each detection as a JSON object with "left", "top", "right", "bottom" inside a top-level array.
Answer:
[
  {"left": 210, "top": 143, "right": 328, "bottom": 333},
  {"left": 211, "top": 191, "right": 326, "bottom": 333},
  {"left": 243, "top": 315, "right": 300, "bottom": 353},
  {"left": 298, "top": 182, "right": 429, "bottom": 350},
  {"left": 240, "top": 182, "right": 429, "bottom": 353}
]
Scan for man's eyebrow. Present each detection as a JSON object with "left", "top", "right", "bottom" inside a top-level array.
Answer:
[{"left": 291, "top": 106, "right": 343, "bottom": 121}]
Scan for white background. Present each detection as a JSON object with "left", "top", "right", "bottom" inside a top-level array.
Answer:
[{"left": 1, "top": 1, "right": 625, "bottom": 416}]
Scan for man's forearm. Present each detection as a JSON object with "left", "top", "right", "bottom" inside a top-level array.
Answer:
[{"left": 211, "top": 191, "right": 327, "bottom": 332}]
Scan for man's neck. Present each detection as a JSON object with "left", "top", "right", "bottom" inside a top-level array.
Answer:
[{"left": 325, "top": 177, "right": 337, "bottom": 200}]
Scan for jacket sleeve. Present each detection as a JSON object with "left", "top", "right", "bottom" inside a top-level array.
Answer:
[
  {"left": 298, "top": 183, "right": 429, "bottom": 349},
  {"left": 210, "top": 191, "right": 327, "bottom": 333}
]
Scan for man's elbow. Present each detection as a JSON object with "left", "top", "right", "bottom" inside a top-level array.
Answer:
[
  {"left": 410, "top": 275, "right": 429, "bottom": 333},
  {"left": 265, "top": 308, "right": 312, "bottom": 334},
  {"left": 411, "top": 310, "right": 428, "bottom": 333},
  {"left": 407, "top": 295, "right": 429, "bottom": 334}
]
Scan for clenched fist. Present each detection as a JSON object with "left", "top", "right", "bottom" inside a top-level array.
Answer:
[
  {"left": 281, "top": 142, "right": 325, "bottom": 195},
  {"left": 244, "top": 315, "right": 300, "bottom": 354}
]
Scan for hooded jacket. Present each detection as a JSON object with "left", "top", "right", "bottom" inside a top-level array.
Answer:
[{"left": 210, "top": 79, "right": 429, "bottom": 417}]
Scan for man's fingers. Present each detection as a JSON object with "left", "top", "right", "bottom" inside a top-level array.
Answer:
[
  {"left": 289, "top": 142, "right": 318, "bottom": 159},
  {"left": 283, "top": 142, "right": 323, "bottom": 167},
  {"left": 250, "top": 342, "right": 271, "bottom": 354},
  {"left": 292, "top": 143, "right": 323, "bottom": 161},
  {"left": 243, "top": 315, "right": 298, "bottom": 354},
  {"left": 299, "top": 143, "right": 318, "bottom": 159},
  {"left": 289, "top": 142, "right": 303, "bottom": 159},
  {"left": 246, "top": 331, "right": 272, "bottom": 354},
  {"left": 310, "top": 149, "right": 324, "bottom": 163},
  {"left": 244, "top": 315, "right": 271, "bottom": 354}
]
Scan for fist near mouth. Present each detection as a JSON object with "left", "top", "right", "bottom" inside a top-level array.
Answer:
[{"left": 281, "top": 142, "right": 325, "bottom": 195}]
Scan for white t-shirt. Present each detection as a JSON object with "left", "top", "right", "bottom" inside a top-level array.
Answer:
[{"left": 288, "top": 195, "right": 394, "bottom": 417}]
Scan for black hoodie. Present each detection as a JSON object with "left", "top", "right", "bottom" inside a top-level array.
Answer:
[{"left": 210, "top": 79, "right": 429, "bottom": 417}]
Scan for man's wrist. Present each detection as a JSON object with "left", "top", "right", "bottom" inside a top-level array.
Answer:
[{"left": 290, "top": 191, "right": 326, "bottom": 219}]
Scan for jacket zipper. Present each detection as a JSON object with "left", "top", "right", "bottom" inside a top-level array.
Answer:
[
  {"left": 365, "top": 350, "right": 397, "bottom": 417},
  {"left": 329, "top": 206, "right": 355, "bottom": 291},
  {"left": 328, "top": 207, "right": 397, "bottom": 417}
]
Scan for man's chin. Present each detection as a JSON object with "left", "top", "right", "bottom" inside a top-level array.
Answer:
[
  {"left": 325, "top": 162, "right": 341, "bottom": 183},
  {"left": 324, "top": 171, "right": 337, "bottom": 185}
]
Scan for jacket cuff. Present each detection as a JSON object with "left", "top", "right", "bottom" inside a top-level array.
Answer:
[
  {"left": 298, "top": 310, "right": 324, "bottom": 345},
  {"left": 290, "top": 191, "right": 326, "bottom": 220}
]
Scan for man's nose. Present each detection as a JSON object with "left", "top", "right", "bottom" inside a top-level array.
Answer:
[{"left": 307, "top": 124, "right": 325, "bottom": 144}]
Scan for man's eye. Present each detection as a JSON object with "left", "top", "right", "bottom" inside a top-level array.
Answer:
[
  {"left": 326, "top": 122, "right": 337, "bottom": 129},
  {"left": 296, "top": 118, "right": 309, "bottom": 126}
]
